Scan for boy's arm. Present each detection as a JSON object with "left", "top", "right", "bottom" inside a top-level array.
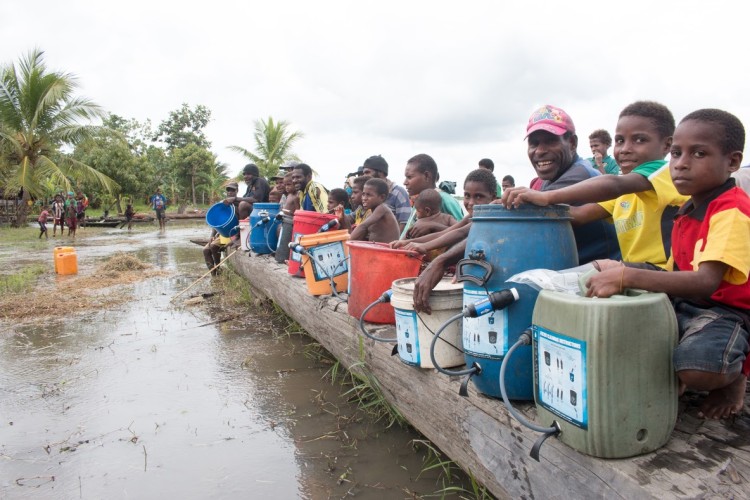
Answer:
[
  {"left": 350, "top": 205, "right": 385, "bottom": 240},
  {"left": 502, "top": 173, "right": 653, "bottom": 208},
  {"left": 391, "top": 217, "right": 470, "bottom": 248},
  {"left": 413, "top": 240, "right": 467, "bottom": 313},
  {"left": 407, "top": 219, "right": 453, "bottom": 238},
  {"left": 587, "top": 261, "right": 728, "bottom": 299},
  {"left": 405, "top": 222, "right": 471, "bottom": 254}
]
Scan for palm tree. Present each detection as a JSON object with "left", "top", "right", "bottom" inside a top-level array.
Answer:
[
  {"left": 228, "top": 116, "right": 304, "bottom": 178},
  {"left": 0, "top": 49, "right": 118, "bottom": 226}
]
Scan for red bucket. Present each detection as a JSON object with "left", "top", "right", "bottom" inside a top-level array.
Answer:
[
  {"left": 288, "top": 210, "right": 337, "bottom": 276},
  {"left": 346, "top": 241, "right": 423, "bottom": 324}
]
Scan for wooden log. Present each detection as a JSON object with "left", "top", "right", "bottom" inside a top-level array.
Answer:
[{"left": 230, "top": 253, "right": 750, "bottom": 499}]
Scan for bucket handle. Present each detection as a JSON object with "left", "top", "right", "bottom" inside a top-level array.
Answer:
[{"left": 456, "top": 258, "right": 493, "bottom": 287}]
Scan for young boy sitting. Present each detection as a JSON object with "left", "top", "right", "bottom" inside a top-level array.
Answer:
[
  {"left": 282, "top": 172, "right": 300, "bottom": 216},
  {"left": 587, "top": 109, "right": 750, "bottom": 420},
  {"left": 350, "top": 178, "right": 400, "bottom": 243},
  {"left": 503, "top": 101, "right": 689, "bottom": 269},
  {"left": 410, "top": 189, "right": 457, "bottom": 237}
]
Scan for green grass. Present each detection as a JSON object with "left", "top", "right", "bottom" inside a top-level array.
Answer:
[{"left": 0, "top": 263, "right": 48, "bottom": 294}]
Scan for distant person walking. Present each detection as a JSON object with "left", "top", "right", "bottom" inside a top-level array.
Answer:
[
  {"left": 125, "top": 203, "right": 135, "bottom": 231},
  {"left": 38, "top": 205, "right": 49, "bottom": 239},
  {"left": 150, "top": 188, "right": 168, "bottom": 231}
]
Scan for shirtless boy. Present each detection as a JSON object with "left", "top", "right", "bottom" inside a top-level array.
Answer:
[{"left": 350, "top": 178, "right": 400, "bottom": 243}]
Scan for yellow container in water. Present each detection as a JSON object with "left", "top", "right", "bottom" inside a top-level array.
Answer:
[
  {"left": 56, "top": 251, "right": 78, "bottom": 275},
  {"left": 53, "top": 246, "right": 75, "bottom": 273},
  {"left": 298, "top": 229, "right": 350, "bottom": 296}
]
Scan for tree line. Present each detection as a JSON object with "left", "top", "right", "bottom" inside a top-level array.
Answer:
[{"left": 0, "top": 49, "right": 302, "bottom": 226}]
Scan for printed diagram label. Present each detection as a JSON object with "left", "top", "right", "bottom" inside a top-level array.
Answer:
[
  {"left": 463, "top": 289, "right": 507, "bottom": 357},
  {"left": 534, "top": 325, "right": 588, "bottom": 429},
  {"left": 308, "top": 242, "right": 347, "bottom": 280},
  {"left": 395, "top": 309, "right": 420, "bottom": 365}
]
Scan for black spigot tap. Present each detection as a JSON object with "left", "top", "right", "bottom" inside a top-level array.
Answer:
[
  {"left": 463, "top": 288, "right": 519, "bottom": 318},
  {"left": 317, "top": 219, "right": 339, "bottom": 233}
]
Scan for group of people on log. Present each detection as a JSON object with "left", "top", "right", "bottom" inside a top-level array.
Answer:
[{"left": 205, "top": 101, "right": 750, "bottom": 422}]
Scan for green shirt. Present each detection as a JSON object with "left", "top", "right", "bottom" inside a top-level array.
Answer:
[{"left": 587, "top": 155, "right": 620, "bottom": 175}]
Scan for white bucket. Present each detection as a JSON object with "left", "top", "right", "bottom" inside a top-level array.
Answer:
[
  {"left": 239, "top": 218, "right": 250, "bottom": 251},
  {"left": 390, "top": 277, "right": 464, "bottom": 369}
]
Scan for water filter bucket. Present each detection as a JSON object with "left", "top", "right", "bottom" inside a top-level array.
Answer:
[
  {"left": 391, "top": 278, "right": 464, "bottom": 368},
  {"left": 239, "top": 219, "right": 250, "bottom": 251},
  {"left": 275, "top": 214, "right": 294, "bottom": 263},
  {"left": 288, "top": 210, "right": 337, "bottom": 276},
  {"left": 249, "top": 203, "right": 281, "bottom": 254},
  {"left": 531, "top": 286, "right": 678, "bottom": 458},
  {"left": 346, "top": 241, "right": 423, "bottom": 324},
  {"left": 460, "top": 204, "right": 578, "bottom": 400},
  {"left": 206, "top": 202, "right": 239, "bottom": 237},
  {"left": 298, "top": 229, "right": 350, "bottom": 296}
]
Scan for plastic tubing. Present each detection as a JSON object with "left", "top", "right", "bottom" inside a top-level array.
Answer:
[
  {"left": 499, "top": 332, "right": 559, "bottom": 434},
  {"left": 429, "top": 312, "right": 477, "bottom": 376}
]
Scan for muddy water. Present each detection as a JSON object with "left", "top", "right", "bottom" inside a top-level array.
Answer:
[{"left": 0, "top": 225, "right": 459, "bottom": 499}]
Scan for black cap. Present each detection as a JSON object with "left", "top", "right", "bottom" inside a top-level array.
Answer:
[
  {"left": 363, "top": 155, "right": 388, "bottom": 176},
  {"left": 243, "top": 163, "right": 260, "bottom": 176}
]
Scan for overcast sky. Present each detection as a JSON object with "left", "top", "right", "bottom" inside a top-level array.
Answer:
[{"left": 3, "top": 0, "right": 749, "bottom": 192}]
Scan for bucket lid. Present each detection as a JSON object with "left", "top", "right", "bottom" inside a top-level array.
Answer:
[
  {"left": 293, "top": 210, "right": 336, "bottom": 223},
  {"left": 346, "top": 240, "right": 422, "bottom": 258},
  {"left": 472, "top": 203, "right": 572, "bottom": 221},
  {"left": 392, "top": 277, "right": 462, "bottom": 295},
  {"left": 299, "top": 229, "right": 350, "bottom": 247}
]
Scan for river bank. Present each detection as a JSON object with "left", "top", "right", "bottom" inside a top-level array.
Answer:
[
  {"left": 0, "top": 223, "right": 482, "bottom": 499},
  {"left": 229, "top": 251, "right": 750, "bottom": 499}
]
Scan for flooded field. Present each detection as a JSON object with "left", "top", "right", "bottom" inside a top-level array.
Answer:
[{"left": 0, "top": 223, "right": 472, "bottom": 499}]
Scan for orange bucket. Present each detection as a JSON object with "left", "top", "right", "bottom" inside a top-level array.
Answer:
[
  {"left": 53, "top": 246, "right": 75, "bottom": 273},
  {"left": 346, "top": 241, "right": 423, "bottom": 324},
  {"left": 299, "top": 229, "right": 350, "bottom": 296},
  {"left": 56, "top": 251, "right": 78, "bottom": 275}
]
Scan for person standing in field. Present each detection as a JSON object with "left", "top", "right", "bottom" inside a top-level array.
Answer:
[
  {"left": 51, "top": 194, "right": 65, "bottom": 237},
  {"left": 150, "top": 188, "right": 168, "bottom": 231},
  {"left": 64, "top": 192, "right": 78, "bottom": 237}
]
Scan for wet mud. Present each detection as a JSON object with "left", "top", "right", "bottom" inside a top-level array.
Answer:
[{"left": 0, "top": 224, "right": 465, "bottom": 499}]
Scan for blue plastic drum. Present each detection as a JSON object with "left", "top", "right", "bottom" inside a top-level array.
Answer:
[
  {"left": 249, "top": 203, "right": 281, "bottom": 254},
  {"left": 460, "top": 204, "right": 578, "bottom": 400}
]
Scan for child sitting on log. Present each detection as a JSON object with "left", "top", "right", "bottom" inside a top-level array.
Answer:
[
  {"left": 587, "top": 109, "right": 750, "bottom": 420},
  {"left": 350, "top": 178, "right": 400, "bottom": 243}
]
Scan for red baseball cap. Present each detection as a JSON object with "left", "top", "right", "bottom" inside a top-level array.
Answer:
[{"left": 525, "top": 105, "right": 575, "bottom": 138}]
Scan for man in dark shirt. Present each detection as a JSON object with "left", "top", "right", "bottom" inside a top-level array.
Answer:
[{"left": 225, "top": 163, "right": 270, "bottom": 219}]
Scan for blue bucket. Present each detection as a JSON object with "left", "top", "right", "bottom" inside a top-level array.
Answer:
[
  {"left": 460, "top": 204, "right": 578, "bottom": 400},
  {"left": 250, "top": 203, "right": 281, "bottom": 254},
  {"left": 206, "top": 202, "right": 239, "bottom": 237}
]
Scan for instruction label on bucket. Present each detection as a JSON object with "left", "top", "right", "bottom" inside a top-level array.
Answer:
[
  {"left": 291, "top": 233, "right": 303, "bottom": 262},
  {"left": 463, "top": 289, "right": 507, "bottom": 358},
  {"left": 395, "top": 308, "right": 420, "bottom": 366},
  {"left": 308, "top": 242, "right": 348, "bottom": 281},
  {"left": 534, "top": 325, "right": 588, "bottom": 429}
]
